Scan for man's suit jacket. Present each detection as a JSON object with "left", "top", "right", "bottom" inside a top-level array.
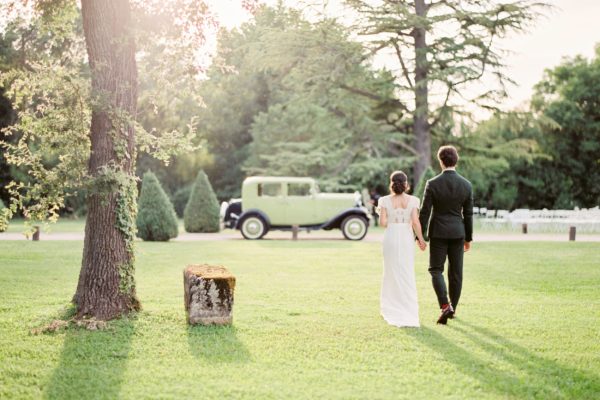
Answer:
[{"left": 419, "top": 170, "right": 473, "bottom": 242}]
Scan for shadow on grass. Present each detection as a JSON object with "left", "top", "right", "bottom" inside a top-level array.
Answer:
[
  {"left": 44, "top": 318, "right": 136, "bottom": 400},
  {"left": 408, "top": 321, "right": 600, "bottom": 398},
  {"left": 187, "top": 324, "right": 251, "bottom": 363},
  {"left": 250, "top": 238, "right": 356, "bottom": 247}
]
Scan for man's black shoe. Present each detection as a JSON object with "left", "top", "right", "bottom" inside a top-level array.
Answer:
[{"left": 437, "top": 305, "right": 455, "bottom": 325}]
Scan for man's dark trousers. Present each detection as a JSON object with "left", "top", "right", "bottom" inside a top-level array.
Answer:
[
  {"left": 419, "top": 169, "right": 473, "bottom": 311},
  {"left": 429, "top": 237, "right": 464, "bottom": 308}
]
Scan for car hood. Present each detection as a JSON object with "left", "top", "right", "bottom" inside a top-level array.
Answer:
[{"left": 317, "top": 192, "right": 362, "bottom": 207}]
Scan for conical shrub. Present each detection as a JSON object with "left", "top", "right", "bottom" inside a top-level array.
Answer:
[
  {"left": 414, "top": 166, "right": 437, "bottom": 200},
  {"left": 184, "top": 170, "right": 220, "bottom": 233},
  {"left": 136, "top": 171, "right": 179, "bottom": 241}
]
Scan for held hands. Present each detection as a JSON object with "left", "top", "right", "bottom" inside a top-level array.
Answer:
[
  {"left": 464, "top": 241, "right": 472, "bottom": 252},
  {"left": 417, "top": 239, "right": 427, "bottom": 251}
]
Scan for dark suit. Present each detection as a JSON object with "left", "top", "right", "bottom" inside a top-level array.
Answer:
[{"left": 419, "top": 169, "right": 473, "bottom": 309}]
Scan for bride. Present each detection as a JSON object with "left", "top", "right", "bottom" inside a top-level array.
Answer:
[{"left": 377, "top": 171, "right": 427, "bottom": 328}]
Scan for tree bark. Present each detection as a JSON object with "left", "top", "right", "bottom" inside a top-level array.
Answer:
[
  {"left": 74, "top": 0, "right": 140, "bottom": 320},
  {"left": 412, "top": 0, "right": 431, "bottom": 183}
]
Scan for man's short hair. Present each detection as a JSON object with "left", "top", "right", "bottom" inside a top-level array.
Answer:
[{"left": 437, "top": 145, "right": 459, "bottom": 167}]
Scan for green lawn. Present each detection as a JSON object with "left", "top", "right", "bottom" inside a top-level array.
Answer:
[
  {"left": 4, "top": 218, "right": 86, "bottom": 234},
  {"left": 4, "top": 216, "right": 598, "bottom": 236},
  {"left": 1, "top": 240, "right": 599, "bottom": 399}
]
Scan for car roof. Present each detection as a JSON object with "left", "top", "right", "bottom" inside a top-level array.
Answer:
[{"left": 243, "top": 176, "right": 316, "bottom": 185}]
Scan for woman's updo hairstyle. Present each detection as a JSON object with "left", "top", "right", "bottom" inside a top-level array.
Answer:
[{"left": 389, "top": 171, "right": 409, "bottom": 195}]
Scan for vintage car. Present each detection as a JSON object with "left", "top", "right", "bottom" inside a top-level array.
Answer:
[{"left": 221, "top": 176, "right": 370, "bottom": 240}]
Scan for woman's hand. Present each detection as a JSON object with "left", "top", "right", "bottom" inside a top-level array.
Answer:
[{"left": 417, "top": 239, "right": 427, "bottom": 251}]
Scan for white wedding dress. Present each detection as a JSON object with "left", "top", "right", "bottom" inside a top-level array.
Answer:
[{"left": 380, "top": 195, "right": 420, "bottom": 327}]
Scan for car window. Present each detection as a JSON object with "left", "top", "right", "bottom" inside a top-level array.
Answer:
[
  {"left": 258, "top": 183, "right": 282, "bottom": 197},
  {"left": 288, "top": 183, "right": 312, "bottom": 197}
]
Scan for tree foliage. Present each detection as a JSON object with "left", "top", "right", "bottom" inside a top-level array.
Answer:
[
  {"left": 0, "top": 198, "right": 7, "bottom": 232},
  {"left": 0, "top": 0, "right": 212, "bottom": 320},
  {"left": 0, "top": 0, "right": 205, "bottom": 229},
  {"left": 200, "top": 5, "right": 413, "bottom": 195},
  {"left": 136, "top": 171, "right": 179, "bottom": 241},
  {"left": 184, "top": 170, "right": 220, "bottom": 233},
  {"left": 0, "top": 3, "right": 89, "bottom": 225},
  {"left": 457, "top": 46, "right": 600, "bottom": 210},
  {"left": 413, "top": 166, "right": 436, "bottom": 200},
  {"left": 172, "top": 184, "right": 192, "bottom": 218},
  {"left": 457, "top": 111, "right": 552, "bottom": 209},
  {"left": 531, "top": 45, "right": 600, "bottom": 208},
  {"left": 347, "top": 0, "right": 547, "bottom": 181}
]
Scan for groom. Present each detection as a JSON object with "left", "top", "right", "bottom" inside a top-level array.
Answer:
[{"left": 419, "top": 145, "right": 473, "bottom": 325}]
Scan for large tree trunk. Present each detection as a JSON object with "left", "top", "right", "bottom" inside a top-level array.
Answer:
[
  {"left": 412, "top": 0, "right": 431, "bottom": 183},
  {"left": 74, "top": 0, "right": 140, "bottom": 320}
]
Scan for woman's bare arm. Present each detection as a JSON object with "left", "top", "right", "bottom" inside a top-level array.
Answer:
[
  {"left": 411, "top": 207, "right": 426, "bottom": 249},
  {"left": 378, "top": 206, "right": 387, "bottom": 228}
]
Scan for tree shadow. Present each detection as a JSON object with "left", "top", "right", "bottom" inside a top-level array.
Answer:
[
  {"left": 187, "top": 324, "right": 251, "bottom": 363},
  {"left": 407, "top": 321, "right": 600, "bottom": 398},
  {"left": 44, "top": 318, "right": 136, "bottom": 400}
]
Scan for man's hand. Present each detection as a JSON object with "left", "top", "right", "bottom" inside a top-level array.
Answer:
[
  {"left": 418, "top": 239, "right": 427, "bottom": 251},
  {"left": 464, "top": 241, "right": 471, "bottom": 252}
]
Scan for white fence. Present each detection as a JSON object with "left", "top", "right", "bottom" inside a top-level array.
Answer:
[{"left": 475, "top": 207, "right": 600, "bottom": 233}]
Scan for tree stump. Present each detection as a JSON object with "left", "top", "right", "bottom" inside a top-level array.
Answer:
[{"left": 184, "top": 264, "right": 235, "bottom": 325}]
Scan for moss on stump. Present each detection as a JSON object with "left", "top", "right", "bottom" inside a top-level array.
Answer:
[{"left": 184, "top": 264, "right": 235, "bottom": 325}]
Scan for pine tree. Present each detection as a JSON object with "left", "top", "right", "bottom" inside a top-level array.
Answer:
[
  {"left": 136, "top": 171, "right": 179, "bottom": 241},
  {"left": 184, "top": 170, "right": 220, "bottom": 233},
  {"left": 347, "top": 0, "right": 546, "bottom": 182}
]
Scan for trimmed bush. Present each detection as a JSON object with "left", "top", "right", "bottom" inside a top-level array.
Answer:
[
  {"left": 136, "top": 171, "right": 179, "bottom": 241},
  {"left": 172, "top": 184, "right": 192, "bottom": 218},
  {"left": 413, "top": 166, "right": 437, "bottom": 200},
  {"left": 184, "top": 170, "right": 220, "bottom": 233}
]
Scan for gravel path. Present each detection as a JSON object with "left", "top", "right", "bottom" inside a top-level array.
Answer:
[{"left": 2, "top": 230, "right": 599, "bottom": 242}]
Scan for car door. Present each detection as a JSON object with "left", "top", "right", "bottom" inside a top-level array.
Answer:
[
  {"left": 256, "top": 182, "right": 287, "bottom": 225},
  {"left": 286, "top": 182, "right": 319, "bottom": 225}
]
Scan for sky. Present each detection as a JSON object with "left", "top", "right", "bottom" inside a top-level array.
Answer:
[{"left": 207, "top": 0, "right": 600, "bottom": 112}]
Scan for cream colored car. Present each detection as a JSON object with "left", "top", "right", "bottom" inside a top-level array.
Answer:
[{"left": 222, "top": 176, "right": 370, "bottom": 240}]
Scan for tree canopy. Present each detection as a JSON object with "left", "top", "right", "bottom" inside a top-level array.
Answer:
[
  {"left": 0, "top": 0, "right": 595, "bottom": 224},
  {"left": 200, "top": 5, "right": 413, "bottom": 195},
  {"left": 532, "top": 45, "right": 600, "bottom": 208},
  {"left": 0, "top": 0, "right": 212, "bottom": 320},
  {"left": 347, "top": 0, "right": 547, "bottom": 181},
  {"left": 454, "top": 46, "right": 600, "bottom": 210}
]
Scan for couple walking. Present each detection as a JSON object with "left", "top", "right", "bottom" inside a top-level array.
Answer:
[{"left": 379, "top": 145, "right": 473, "bottom": 327}]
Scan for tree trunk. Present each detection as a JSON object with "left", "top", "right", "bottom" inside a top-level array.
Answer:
[
  {"left": 74, "top": 0, "right": 140, "bottom": 320},
  {"left": 412, "top": 0, "right": 431, "bottom": 183}
]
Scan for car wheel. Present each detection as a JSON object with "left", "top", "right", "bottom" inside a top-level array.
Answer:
[
  {"left": 240, "top": 215, "right": 268, "bottom": 240},
  {"left": 341, "top": 215, "right": 368, "bottom": 241}
]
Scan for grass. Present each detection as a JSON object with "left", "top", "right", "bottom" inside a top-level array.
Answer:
[
  {"left": 0, "top": 240, "right": 599, "bottom": 399},
  {"left": 4, "top": 218, "right": 86, "bottom": 234},
  {"left": 5, "top": 216, "right": 599, "bottom": 237}
]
